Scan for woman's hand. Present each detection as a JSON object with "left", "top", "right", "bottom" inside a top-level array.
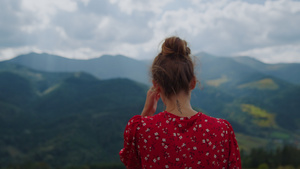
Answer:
[{"left": 141, "top": 87, "right": 160, "bottom": 117}]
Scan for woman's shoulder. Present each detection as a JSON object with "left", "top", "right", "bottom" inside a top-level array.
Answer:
[
  {"left": 200, "top": 113, "right": 234, "bottom": 131},
  {"left": 128, "top": 115, "right": 142, "bottom": 123},
  {"left": 125, "top": 115, "right": 142, "bottom": 131},
  {"left": 201, "top": 113, "right": 228, "bottom": 122},
  {"left": 126, "top": 113, "right": 161, "bottom": 127}
]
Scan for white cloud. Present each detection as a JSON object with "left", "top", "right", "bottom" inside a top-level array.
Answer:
[
  {"left": 80, "top": 0, "right": 90, "bottom": 6},
  {"left": 235, "top": 43, "right": 300, "bottom": 63},
  {"left": 20, "top": 0, "right": 78, "bottom": 33},
  {"left": 150, "top": 0, "right": 300, "bottom": 62},
  {"left": 0, "top": 46, "right": 43, "bottom": 61},
  {"left": 22, "top": 0, "right": 78, "bottom": 14},
  {"left": 109, "top": 0, "right": 172, "bottom": 15},
  {"left": 0, "top": 0, "right": 300, "bottom": 63}
]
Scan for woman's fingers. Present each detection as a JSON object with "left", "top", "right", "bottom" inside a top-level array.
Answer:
[{"left": 141, "top": 86, "right": 160, "bottom": 117}]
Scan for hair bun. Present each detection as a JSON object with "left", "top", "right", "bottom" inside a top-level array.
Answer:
[
  {"left": 161, "top": 36, "right": 191, "bottom": 58},
  {"left": 152, "top": 36, "right": 195, "bottom": 98}
]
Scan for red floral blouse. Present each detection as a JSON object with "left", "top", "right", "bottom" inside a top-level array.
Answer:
[{"left": 119, "top": 111, "right": 241, "bottom": 169}]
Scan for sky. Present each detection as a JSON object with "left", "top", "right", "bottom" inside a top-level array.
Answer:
[{"left": 0, "top": 0, "right": 300, "bottom": 63}]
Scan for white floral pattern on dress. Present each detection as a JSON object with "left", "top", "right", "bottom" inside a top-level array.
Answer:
[{"left": 120, "top": 111, "right": 241, "bottom": 169}]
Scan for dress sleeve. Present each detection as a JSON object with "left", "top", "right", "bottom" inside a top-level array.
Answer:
[
  {"left": 119, "top": 115, "right": 142, "bottom": 169},
  {"left": 224, "top": 120, "right": 242, "bottom": 169}
]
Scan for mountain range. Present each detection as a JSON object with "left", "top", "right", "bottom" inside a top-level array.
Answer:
[
  {"left": 0, "top": 63, "right": 147, "bottom": 167},
  {"left": 6, "top": 52, "right": 300, "bottom": 85},
  {"left": 9, "top": 52, "right": 298, "bottom": 131},
  {"left": 0, "top": 52, "right": 299, "bottom": 168},
  {"left": 6, "top": 53, "right": 150, "bottom": 84}
]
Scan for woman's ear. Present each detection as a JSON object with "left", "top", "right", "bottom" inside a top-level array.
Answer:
[
  {"left": 152, "top": 80, "right": 160, "bottom": 92},
  {"left": 190, "top": 76, "right": 197, "bottom": 90},
  {"left": 152, "top": 80, "right": 157, "bottom": 88}
]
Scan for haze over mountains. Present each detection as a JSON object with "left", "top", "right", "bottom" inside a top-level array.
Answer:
[
  {"left": 6, "top": 53, "right": 150, "bottom": 84},
  {"left": 6, "top": 52, "right": 300, "bottom": 85},
  {"left": 0, "top": 52, "right": 299, "bottom": 167}
]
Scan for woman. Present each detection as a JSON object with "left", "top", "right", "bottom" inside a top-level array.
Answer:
[{"left": 119, "top": 36, "right": 241, "bottom": 169}]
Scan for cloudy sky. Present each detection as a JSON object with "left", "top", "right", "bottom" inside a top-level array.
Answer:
[{"left": 0, "top": 0, "right": 300, "bottom": 63}]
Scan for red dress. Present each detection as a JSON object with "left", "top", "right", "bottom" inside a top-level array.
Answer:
[{"left": 119, "top": 111, "right": 241, "bottom": 169}]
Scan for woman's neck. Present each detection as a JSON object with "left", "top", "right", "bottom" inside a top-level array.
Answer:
[{"left": 164, "top": 92, "right": 197, "bottom": 117}]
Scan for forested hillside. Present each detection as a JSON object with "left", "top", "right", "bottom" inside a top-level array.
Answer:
[
  {"left": 0, "top": 63, "right": 147, "bottom": 168},
  {"left": 1, "top": 53, "right": 300, "bottom": 169}
]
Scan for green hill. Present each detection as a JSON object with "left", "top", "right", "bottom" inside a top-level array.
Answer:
[
  {"left": 3, "top": 52, "right": 300, "bottom": 133},
  {"left": 0, "top": 64, "right": 148, "bottom": 168},
  {"left": 1, "top": 53, "right": 300, "bottom": 168}
]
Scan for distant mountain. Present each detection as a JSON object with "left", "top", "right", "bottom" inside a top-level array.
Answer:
[
  {"left": 196, "top": 52, "right": 299, "bottom": 86},
  {"left": 196, "top": 52, "right": 262, "bottom": 88},
  {"left": 0, "top": 63, "right": 147, "bottom": 167},
  {"left": 5, "top": 52, "right": 300, "bottom": 86},
  {"left": 232, "top": 56, "right": 300, "bottom": 84},
  {"left": 4, "top": 52, "right": 300, "bottom": 131},
  {"left": 195, "top": 53, "right": 300, "bottom": 131},
  {"left": 1, "top": 53, "right": 300, "bottom": 168},
  {"left": 5, "top": 52, "right": 150, "bottom": 84}
]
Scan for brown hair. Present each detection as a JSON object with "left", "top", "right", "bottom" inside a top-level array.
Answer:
[{"left": 151, "top": 36, "right": 195, "bottom": 98}]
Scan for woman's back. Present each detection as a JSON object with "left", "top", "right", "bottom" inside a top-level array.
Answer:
[
  {"left": 120, "top": 111, "right": 241, "bottom": 169},
  {"left": 119, "top": 36, "right": 241, "bottom": 169}
]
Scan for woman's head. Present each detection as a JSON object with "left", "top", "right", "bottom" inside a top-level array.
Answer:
[{"left": 151, "top": 36, "right": 196, "bottom": 99}]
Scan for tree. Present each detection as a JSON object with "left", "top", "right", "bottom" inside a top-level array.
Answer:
[{"left": 258, "top": 163, "right": 269, "bottom": 169}]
